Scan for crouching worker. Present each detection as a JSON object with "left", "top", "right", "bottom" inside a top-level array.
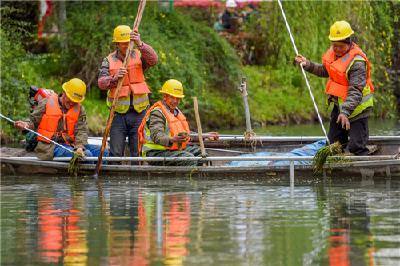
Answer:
[
  {"left": 14, "top": 78, "right": 108, "bottom": 161},
  {"left": 138, "top": 79, "right": 219, "bottom": 166}
]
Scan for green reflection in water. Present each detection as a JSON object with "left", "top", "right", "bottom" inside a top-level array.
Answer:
[{"left": 1, "top": 177, "right": 399, "bottom": 265}]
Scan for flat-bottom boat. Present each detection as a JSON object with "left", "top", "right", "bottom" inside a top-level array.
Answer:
[{"left": 1, "top": 135, "right": 399, "bottom": 179}]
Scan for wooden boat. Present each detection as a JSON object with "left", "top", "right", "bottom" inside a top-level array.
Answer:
[{"left": 1, "top": 135, "right": 399, "bottom": 179}]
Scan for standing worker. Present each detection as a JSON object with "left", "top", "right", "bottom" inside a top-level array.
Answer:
[
  {"left": 98, "top": 25, "right": 158, "bottom": 160},
  {"left": 138, "top": 79, "right": 219, "bottom": 166},
  {"left": 14, "top": 78, "right": 106, "bottom": 160},
  {"left": 294, "top": 21, "right": 374, "bottom": 155}
]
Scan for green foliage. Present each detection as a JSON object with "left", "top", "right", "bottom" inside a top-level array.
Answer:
[
  {"left": 243, "top": 65, "right": 327, "bottom": 124},
  {"left": 62, "top": 1, "right": 242, "bottom": 128},
  {"left": 62, "top": 1, "right": 241, "bottom": 110},
  {"left": 0, "top": 2, "right": 37, "bottom": 44},
  {"left": 243, "top": 0, "right": 398, "bottom": 118},
  {"left": 84, "top": 97, "right": 109, "bottom": 135},
  {"left": 1, "top": 0, "right": 398, "bottom": 142},
  {"left": 0, "top": 29, "right": 29, "bottom": 142}
]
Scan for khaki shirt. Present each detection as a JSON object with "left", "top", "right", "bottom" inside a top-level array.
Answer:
[
  {"left": 148, "top": 101, "right": 182, "bottom": 147},
  {"left": 29, "top": 96, "right": 88, "bottom": 160}
]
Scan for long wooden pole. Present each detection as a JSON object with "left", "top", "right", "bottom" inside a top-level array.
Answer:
[
  {"left": 193, "top": 97, "right": 207, "bottom": 157},
  {"left": 238, "top": 77, "right": 252, "bottom": 133},
  {"left": 94, "top": 0, "right": 147, "bottom": 178}
]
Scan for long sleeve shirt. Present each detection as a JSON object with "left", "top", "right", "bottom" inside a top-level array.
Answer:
[
  {"left": 29, "top": 96, "right": 88, "bottom": 160},
  {"left": 304, "top": 56, "right": 371, "bottom": 121},
  {"left": 98, "top": 42, "right": 158, "bottom": 90},
  {"left": 148, "top": 101, "right": 182, "bottom": 147}
]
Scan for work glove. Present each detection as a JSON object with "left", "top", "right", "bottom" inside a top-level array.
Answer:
[{"left": 130, "top": 30, "right": 143, "bottom": 47}]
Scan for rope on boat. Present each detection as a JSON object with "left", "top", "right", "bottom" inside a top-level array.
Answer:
[{"left": 276, "top": 0, "right": 330, "bottom": 144}]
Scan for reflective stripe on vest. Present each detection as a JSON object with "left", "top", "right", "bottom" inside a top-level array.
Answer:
[
  {"left": 37, "top": 94, "right": 80, "bottom": 144},
  {"left": 138, "top": 101, "right": 190, "bottom": 156},
  {"left": 322, "top": 43, "right": 374, "bottom": 101},
  {"left": 106, "top": 92, "right": 149, "bottom": 114},
  {"left": 107, "top": 50, "right": 151, "bottom": 113},
  {"left": 338, "top": 86, "right": 374, "bottom": 119}
]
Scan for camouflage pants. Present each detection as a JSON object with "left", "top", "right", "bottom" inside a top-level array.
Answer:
[{"left": 146, "top": 145, "right": 201, "bottom": 166}]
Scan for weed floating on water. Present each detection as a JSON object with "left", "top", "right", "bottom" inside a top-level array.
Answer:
[{"left": 312, "top": 142, "right": 343, "bottom": 174}]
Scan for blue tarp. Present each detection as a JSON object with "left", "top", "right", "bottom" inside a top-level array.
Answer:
[{"left": 227, "top": 139, "right": 327, "bottom": 167}]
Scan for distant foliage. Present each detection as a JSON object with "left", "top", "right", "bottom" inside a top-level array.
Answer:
[
  {"left": 0, "top": 1, "right": 398, "bottom": 140},
  {"left": 0, "top": 29, "right": 29, "bottom": 141},
  {"left": 63, "top": 1, "right": 242, "bottom": 121},
  {"left": 243, "top": 1, "right": 399, "bottom": 119}
]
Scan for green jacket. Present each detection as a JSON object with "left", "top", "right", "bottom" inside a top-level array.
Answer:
[
  {"left": 28, "top": 96, "right": 88, "bottom": 160},
  {"left": 147, "top": 101, "right": 182, "bottom": 147}
]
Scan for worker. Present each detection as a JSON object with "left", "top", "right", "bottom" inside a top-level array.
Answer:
[
  {"left": 98, "top": 25, "right": 158, "bottom": 160},
  {"left": 294, "top": 21, "right": 374, "bottom": 155},
  {"left": 221, "top": 0, "right": 242, "bottom": 33},
  {"left": 14, "top": 78, "right": 107, "bottom": 160},
  {"left": 138, "top": 79, "right": 219, "bottom": 166}
]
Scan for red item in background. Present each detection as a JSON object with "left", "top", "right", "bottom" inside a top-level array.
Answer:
[
  {"left": 174, "top": 0, "right": 260, "bottom": 8},
  {"left": 38, "top": 0, "right": 53, "bottom": 38}
]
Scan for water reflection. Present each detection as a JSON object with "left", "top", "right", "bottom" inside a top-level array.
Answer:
[
  {"left": 1, "top": 178, "right": 399, "bottom": 265},
  {"left": 37, "top": 191, "right": 88, "bottom": 265}
]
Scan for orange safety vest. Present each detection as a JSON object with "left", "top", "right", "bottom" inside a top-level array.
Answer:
[
  {"left": 107, "top": 50, "right": 151, "bottom": 98},
  {"left": 37, "top": 94, "right": 80, "bottom": 145},
  {"left": 138, "top": 101, "right": 190, "bottom": 153},
  {"left": 322, "top": 43, "right": 374, "bottom": 101}
]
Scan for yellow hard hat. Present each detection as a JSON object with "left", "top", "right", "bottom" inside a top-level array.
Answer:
[
  {"left": 62, "top": 78, "right": 86, "bottom": 103},
  {"left": 159, "top": 79, "right": 185, "bottom": 98},
  {"left": 112, "top": 25, "right": 131, "bottom": 43},
  {"left": 329, "top": 21, "right": 354, "bottom": 41}
]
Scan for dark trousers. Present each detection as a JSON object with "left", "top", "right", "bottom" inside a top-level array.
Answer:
[
  {"left": 109, "top": 108, "right": 146, "bottom": 157},
  {"left": 328, "top": 106, "right": 369, "bottom": 155},
  {"left": 146, "top": 145, "right": 202, "bottom": 166}
]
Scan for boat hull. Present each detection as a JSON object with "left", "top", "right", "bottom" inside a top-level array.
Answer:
[
  {"left": 1, "top": 157, "right": 399, "bottom": 179},
  {"left": 2, "top": 135, "right": 399, "bottom": 179}
]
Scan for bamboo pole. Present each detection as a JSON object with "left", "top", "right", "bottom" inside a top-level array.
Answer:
[
  {"left": 238, "top": 77, "right": 252, "bottom": 134},
  {"left": 193, "top": 97, "right": 207, "bottom": 157},
  {"left": 95, "top": 0, "right": 147, "bottom": 178}
]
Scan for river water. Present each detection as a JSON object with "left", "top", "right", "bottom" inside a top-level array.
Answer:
[
  {"left": 1, "top": 118, "right": 399, "bottom": 265},
  {"left": 222, "top": 118, "right": 400, "bottom": 136},
  {"left": 1, "top": 176, "right": 399, "bottom": 265}
]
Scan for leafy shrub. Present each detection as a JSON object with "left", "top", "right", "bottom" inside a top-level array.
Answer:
[
  {"left": 62, "top": 1, "right": 242, "bottom": 128},
  {"left": 243, "top": 65, "right": 327, "bottom": 125},
  {"left": 0, "top": 29, "right": 30, "bottom": 142},
  {"left": 242, "top": 0, "right": 398, "bottom": 118}
]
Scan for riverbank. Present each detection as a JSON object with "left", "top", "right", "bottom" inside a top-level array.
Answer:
[{"left": 1, "top": 1, "right": 398, "bottom": 140}]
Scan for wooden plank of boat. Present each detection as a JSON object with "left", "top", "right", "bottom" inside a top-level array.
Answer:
[
  {"left": 196, "top": 135, "right": 400, "bottom": 154},
  {"left": 88, "top": 135, "right": 400, "bottom": 155},
  {"left": 1, "top": 155, "right": 399, "bottom": 178},
  {"left": 2, "top": 135, "right": 398, "bottom": 177}
]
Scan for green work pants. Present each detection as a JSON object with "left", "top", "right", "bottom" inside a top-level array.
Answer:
[{"left": 146, "top": 145, "right": 201, "bottom": 166}]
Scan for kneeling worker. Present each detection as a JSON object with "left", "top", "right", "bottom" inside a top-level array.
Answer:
[
  {"left": 14, "top": 78, "right": 108, "bottom": 160},
  {"left": 138, "top": 79, "right": 218, "bottom": 166}
]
